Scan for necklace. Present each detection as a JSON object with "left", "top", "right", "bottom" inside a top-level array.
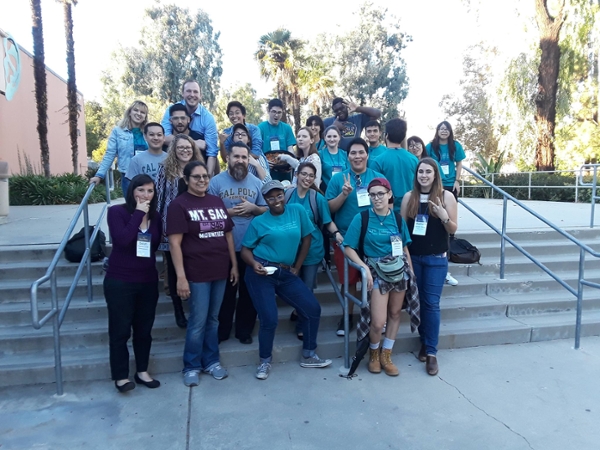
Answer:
[{"left": 373, "top": 208, "right": 390, "bottom": 225}]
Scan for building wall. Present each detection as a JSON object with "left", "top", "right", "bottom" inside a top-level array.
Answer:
[{"left": 0, "top": 31, "right": 87, "bottom": 176}]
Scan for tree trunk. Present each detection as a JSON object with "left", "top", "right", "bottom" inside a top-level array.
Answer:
[
  {"left": 30, "top": 0, "right": 51, "bottom": 177},
  {"left": 63, "top": 1, "right": 79, "bottom": 175},
  {"left": 292, "top": 92, "right": 301, "bottom": 134},
  {"left": 534, "top": 0, "right": 565, "bottom": 171}
]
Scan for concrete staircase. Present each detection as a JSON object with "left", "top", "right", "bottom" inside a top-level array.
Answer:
[{"left": 1, "top": 227, "right": 600, "bottom": 387}]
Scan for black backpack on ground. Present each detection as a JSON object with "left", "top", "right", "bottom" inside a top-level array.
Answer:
[
  {"left": 64, "top": 226, "right": 106, "bottom": 263},
  {"left": 448, "top": 235, "right": 481, "bottom": 264}
]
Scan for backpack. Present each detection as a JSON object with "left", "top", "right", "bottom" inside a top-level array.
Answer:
[
  {"left": 64, "top": 226, "right": 106, "bottom": 263},
  {"left": 448, "top": 235, "right": 481, "bottom": 264},
  {"left": 357, "top": 209, "right": 404, "bottom": 259},
  {"left": 284, "top": 188, "right": 322, "bottom": 229}
]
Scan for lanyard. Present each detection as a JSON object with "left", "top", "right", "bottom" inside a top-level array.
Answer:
[{"left": 372, "top": 209, "right": 399, "bottom": 235}]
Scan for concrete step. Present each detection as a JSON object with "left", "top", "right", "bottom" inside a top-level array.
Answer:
[
  {"left": 512, "top": 309, "right": 600, "bottom": 342},
  {"left": 0, "top": 260, "right": 105, "bottom": 282}
]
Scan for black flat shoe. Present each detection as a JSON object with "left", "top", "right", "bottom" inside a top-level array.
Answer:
[
  {"left": 115, "top": 380, "right": 135, "bottom": 393},
  {"left": 238, "top": 336, "right": 253, "bottom": 345},
  {"left": 134, "top": 373, "right": 161, "bottom": 388}
]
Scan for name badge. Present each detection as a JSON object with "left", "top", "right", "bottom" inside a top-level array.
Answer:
[
  {"left": 270, "top": 136, "right": 281, "bottom": 151},
  {"left": 356, "top": 186, "right": 370, "bottom": 207},
  {"left": 390, "top": 234, "right": 403, "bottom": 257},
  {"left": 440, "top": 162, "right": 450, "bottom": 176},
  {"left": 413, "top": 214, "right": 428, "bottom": 236},
  {"left": 332, "top": 166, "right": 343, "bottom": 176},
  {"left": 136, "top": 232, "right": 151, "bottom": 258}
]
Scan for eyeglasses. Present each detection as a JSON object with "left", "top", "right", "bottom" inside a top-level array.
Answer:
[
  {"left": 189, "top": 174, "right": 210, "bottom": 181},
  {"left": 269, "top": 110, "right": 283, "bottom": 116},
  {"left": 233, "top": 132, "right": 248, "bottom": 138},
  {"left": 176, "top": 146, "right": 193, "bottom": 152},
  {"left": 298, "top": 172, "right": 315, "bottom": 179},
  {"left": 438, "top": 127, "right": 449, "bottom": 132},
  {"left": 408, "top": 143, "right": 422, "bottom": 149},
  {"left": 265, "top": 193, "right": 285, "bottom": 203},
  {"left": 368, "top": 191, "right": 388, "bottom": 199}
]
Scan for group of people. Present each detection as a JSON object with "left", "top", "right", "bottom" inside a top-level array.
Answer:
[{"left": 92, "top": 78, "right": 465, "bottom": 392}]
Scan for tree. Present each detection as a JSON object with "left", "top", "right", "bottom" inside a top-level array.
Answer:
[
  {"left": 102, "top": 4, "right": 222, "bottom": 109},
  {"left": 533, "top": 0, "right": 566, "bottom": 171},
  {"left": 441, "top": 44, "right": 500, "bottom": 160},
  {"left": 298, "top": 52, "right": 335, "bottom": 117},
  {"left": 213, "top": 83, "right": 264, "bottom": 132},
  {"left": 84, "top": 100, "right": 109, "bottom": 157},
  {"left": 30, "top": 0, "right": 51, "bottom": 177},
  {"left": 255, "top": 29, "right": 305, "bottom": 130},
  {"left": 332, "top": 2, "right": 410, "bottom": 120},
  {"left": 60, "top": 0, "right": 79, "bottom": 174}
]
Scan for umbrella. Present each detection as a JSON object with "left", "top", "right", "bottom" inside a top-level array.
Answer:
[{"left": 344, "top": 335, "right": 370, "bottom": 378}]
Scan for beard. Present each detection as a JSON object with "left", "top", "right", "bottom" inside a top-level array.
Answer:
[{"left": 230, "top": 162, "right": 248, "bottom": 181}]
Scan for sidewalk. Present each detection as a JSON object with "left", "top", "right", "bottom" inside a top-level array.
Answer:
[
  {"left": 0, "top": 198, "right": 596, "bottom": 246},
  {"left": 0, "top": 337, "right": 598, "bottom": 450}
]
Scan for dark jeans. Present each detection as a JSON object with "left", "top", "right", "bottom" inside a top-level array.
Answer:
[
  {"left": 104, "top": 277, "right": 159, "bottom": 380},
  {"left": 218, "top": 252, "right": 257, "bottom": 341},
  {"left": 164, "top": 251, "right": 184, "bottom": 309},
  {"left": 246, "top": 258, "right": 321, "bottom": 362}
]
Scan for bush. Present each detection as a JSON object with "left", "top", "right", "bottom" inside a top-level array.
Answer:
[
  {"left": 9, "top": 174, "right": 122, "bottom": 205},
  {"left": 462, "top": 173, "right": 594, "bottom": 203}
]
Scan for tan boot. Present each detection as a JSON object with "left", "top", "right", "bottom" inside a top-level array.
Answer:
[
  {"left": 380, "top": 348, "right": 399, "bottom": 376},
  {"left": 368, "top": 348, "right": 382, "bottom": 373}
]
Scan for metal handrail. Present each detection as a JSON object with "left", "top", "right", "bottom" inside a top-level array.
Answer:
[
  {"left": 460, "top": 167, "right": 600, "bottom": 350},
  {"left": 577, "top": 164, "right": 600, "bottom": 227},
  {"left": 30, "top": 181, "right": 111, "bottom": 396}
]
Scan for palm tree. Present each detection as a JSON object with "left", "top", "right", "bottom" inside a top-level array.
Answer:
[
  {"left": 30, "top": 0, "right": 51, "bottom": 177},
  {"left": 60, "top": 0, "right": 79, "bottom": 174},
  {"left": 255, "top": 29, "right": 304, "bottom": 131},
  {"left": 299, "top": 57, "right": 335, "bottom": 116}
]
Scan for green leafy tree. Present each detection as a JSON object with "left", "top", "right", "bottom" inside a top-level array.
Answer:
[
  {"left": 102, "top": 4, "right": 222, "bottom": 117},
  {"left": 255, "top": 28, "right": 305, "bottom": 130},
  {"left": 441, "top": 43, "right": 500, "bottom": 161},
  {"left": 332, "top": 2, "right": 410, "bottom": 120},
  {"left": 213, "top": 83, "right": 263, "bottom": 132},
  {"left": 84, "top": 100, "right": 109, "bottom": 157}
]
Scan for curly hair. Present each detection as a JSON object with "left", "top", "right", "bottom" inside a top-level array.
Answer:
[{"left": 161, "top": 134, "right": 204, "bottom": 181}]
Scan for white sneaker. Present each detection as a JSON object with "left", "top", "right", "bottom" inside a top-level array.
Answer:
[
  {"left": 256, "top": 362, "right": 271, "bottom": 380},
  {"left": 445, "top": 272, "right": 458, "bottom": 286}
]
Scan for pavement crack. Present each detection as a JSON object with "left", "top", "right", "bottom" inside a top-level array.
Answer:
[
  {"left": 438, "top": 376, "right": 535, "bottom": 450},
  {"left": 186, "top": 388, "right": 192, "bottom": 450}
]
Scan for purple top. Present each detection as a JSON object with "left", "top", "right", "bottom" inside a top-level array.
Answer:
[{"left": 105, "top": 205, "right": 162, "bottom": 283}]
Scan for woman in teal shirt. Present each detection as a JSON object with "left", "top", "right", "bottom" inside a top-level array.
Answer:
[
  {"left": 318, "top": 126, "right": 348, "bottom": 191},
  {"left": 344, "top": 177, "right": 412, "bottom": 377},
  {"left": 241, "top": 180, "right": 332, "bottom": 380},
  {"left": 425, "top": 121, "right": 465, "bottom": 198},
  {"left": 286, "top": 162, "right": 344, "bottom": 338}
]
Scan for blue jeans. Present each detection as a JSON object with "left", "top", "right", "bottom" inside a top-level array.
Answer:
[
  {"left": 246, "top": 259, "right": 321, "bottom": 362},
  {"left": 411, "top": 254, "right": 448, "bottom": 355},
  {"left": 183, "top": 279, "right": 227, "bottom": 372},
  {"left": 120, "top": 174, "right": 130, "bottom": 196},
  {"left": 299, "top": 263, "right": 320, "bottom": 291}
]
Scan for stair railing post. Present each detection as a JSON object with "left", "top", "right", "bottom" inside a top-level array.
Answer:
[
  {"left": 500, "top": 196, "right": 508, "bottom": 280},
  {"left": 83, "top": 204, "right": 93, "bottom": 303},
  {"left": 528, "top": 172, "right": 532, "bottom": 200},
  {"left": 591, "top": 167, "right": 598, "bottom": 228},
  {"left": 51, "top": 270, "right": 64, "bottom": 396},
  {"left": 575, "top": 247, "right": 585, "bottom": 350},
  {"left": 343, "top": 256, "right": 350, "bottom": 369}
]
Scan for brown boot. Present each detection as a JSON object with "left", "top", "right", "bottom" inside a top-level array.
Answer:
[
  {"left": 368, "top": 348, "right": 381, "bottom": 373},
  {"left": 380, "top": 348, "right": 399, "bottom": 376}
]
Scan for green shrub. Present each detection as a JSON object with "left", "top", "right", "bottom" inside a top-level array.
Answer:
[
  {"left": 462, "top": 173, "right": 594, "bottom": 203},
  {"left": 9, "top": 174, "right": 122, "bottom": 205}
]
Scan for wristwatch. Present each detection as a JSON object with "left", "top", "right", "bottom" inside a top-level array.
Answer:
[{"left": 442, "top": 218, "right": 450, "bottom": 224}]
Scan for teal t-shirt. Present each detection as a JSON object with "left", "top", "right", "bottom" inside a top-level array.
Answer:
[
  {"left": 344, "top": 209, "right": 412, "bottom": 258},
  {"left": 368, "top": 144, "right": 387, "bottom": 165},
  {"left": 319, "top": 148, "right": 349, "bottom": 189},
  {"left": 131, "top": 128, "right": 148, "bottom": 154},
  {"left": 242, "top": 203, "right": 314, "bottom": 266},
  {"left": 316, "top": 139, "right": 327, "bottom": 151},
  {"left": 426, "top": 141, "right": 466, "bottom": 187},
  {"left": 372, "top": 148, "right": 419, "bottom": 212},
  {"left": 287, "top": 189, "right": 332, "bottom": 265},
  {"left": 258, "top": 121, "right": 296, "bottom": 154},
  {"left": 325, "top": 167, "right": 384, "bottom": 236}
]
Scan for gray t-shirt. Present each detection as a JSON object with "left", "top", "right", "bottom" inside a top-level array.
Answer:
[
  {"left": 208, "top": 171, "right": 267, "bottom": 251},
  {"left": 125, "top": 151, "right": 167, "bottom": 181}
]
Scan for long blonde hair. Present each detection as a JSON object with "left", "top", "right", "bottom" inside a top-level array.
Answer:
[
  {"left": 405, "top": 157, "right": 446, "bottom": 219},
  {"left": 162, "top": 134, "right": 204, "bottom": 181},
  {"left": 117, "top": 100, "right": 149, "bottom": 130}
]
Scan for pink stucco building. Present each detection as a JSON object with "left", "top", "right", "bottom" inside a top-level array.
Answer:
[{"left": 0, "top": 28, "right": 87, "bottom": 176}]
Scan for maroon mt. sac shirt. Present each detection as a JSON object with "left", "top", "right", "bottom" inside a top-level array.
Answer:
[
  {"left": 166, "top": 192, "right": 234, "bottom": 283},
  {"left": 106, "top": 206, "right": 162, "bottom": 283}
]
